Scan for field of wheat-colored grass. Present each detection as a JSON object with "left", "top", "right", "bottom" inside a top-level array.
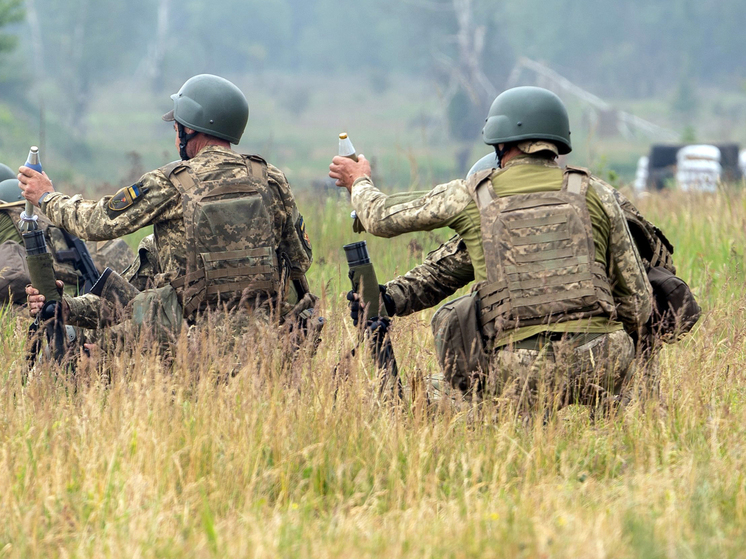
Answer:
[{"left": 1, "top": 187, "right": 745, "bottom": 558}]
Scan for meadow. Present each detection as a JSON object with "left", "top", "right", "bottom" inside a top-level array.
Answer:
[{"left": 0, "top": 184, "right": 745, "bottom": 558}]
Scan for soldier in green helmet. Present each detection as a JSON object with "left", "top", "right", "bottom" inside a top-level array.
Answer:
[
  {"left": 0, "top": 163, "right": 16, "bottom": 183},
  {"left": 330, "top": 86, "right": 653, "bottom": 413},
  {"left": 21, "top": 74, "right": 316, "bottom": 342}
]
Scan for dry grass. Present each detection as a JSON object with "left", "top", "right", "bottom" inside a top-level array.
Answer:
[{"left": 1, "top": 189, "right": 746, "bottom": 558}]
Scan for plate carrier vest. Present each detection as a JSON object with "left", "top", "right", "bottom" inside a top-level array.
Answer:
[
  {"left": 467, "top": 165, "right": 616, "bottom": 335},
  {"left": 167, "top": 155, "right": 282, "bottom": 317}
]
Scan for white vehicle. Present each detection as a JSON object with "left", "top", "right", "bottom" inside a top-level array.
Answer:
[
  {"left": 676, "top": 144, "right": 721, "bottom": 192},
  {"left": 739, "top": 149, "right": 746, "bottom": 179}
]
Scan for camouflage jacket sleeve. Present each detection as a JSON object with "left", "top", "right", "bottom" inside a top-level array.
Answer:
[
  {"left": 592, "top": 179, "right": 653, "bottom": 333},
  {"left": 63, "top": 293, "right": 102, "bottom": 329},
  {"left": 350, "top": 177, "right": 473, "bottom": 237},
  {"left": 267, "top": 165, "right": 312, "bottom": 279},
  {"left": 41, "top": 170, "right": 182, "bottom": 241},
  {"left": 385, "top": 235, "right": 475, "bottom": 316}
]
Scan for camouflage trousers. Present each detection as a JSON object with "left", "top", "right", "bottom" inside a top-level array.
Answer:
[{"left": 477, "top": 329, "right": 636, "bottom": 412}]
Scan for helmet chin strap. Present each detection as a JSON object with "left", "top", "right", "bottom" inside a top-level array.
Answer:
[
  {"left": 177, "top": 122, "right": 198, "bottom": 161},
  {"left": 494, "top": 144, "right": 510, "bottom": 169}
]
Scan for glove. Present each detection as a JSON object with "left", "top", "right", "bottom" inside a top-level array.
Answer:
[{"left": 347, "top": 284, "right": 396, "bottom": 326}]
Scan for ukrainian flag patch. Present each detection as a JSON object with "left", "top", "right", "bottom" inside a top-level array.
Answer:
[
  {"left": 296, "top": 215, "right": 312, "bottom": 254},
  {"left": 108, "top": 183, "right": 145, "bottom": 212}
]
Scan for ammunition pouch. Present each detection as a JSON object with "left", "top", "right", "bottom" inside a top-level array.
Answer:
[
  {"left": 130, "top": 285, "right": 183, "bottom": 345},
  {"left": 431, "top": 292, "right": 489, "bottom": 395}
]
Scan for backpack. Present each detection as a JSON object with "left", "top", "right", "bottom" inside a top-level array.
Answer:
[
  {"left": 612, "top": 189, "right": 701, "bottom": 340},
  {"left": 647, "top": 266, "right": 701, "bottom": 341}
]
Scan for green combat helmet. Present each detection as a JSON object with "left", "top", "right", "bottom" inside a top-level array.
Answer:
[
  {"left": 0, "top": 178, "right": 23, "bottom": 203},
  {"left": 162, "top": 74, "right": 249, "bottom": 160},
  {"left": 0, "top": 163, "right": 16, "bottom": 182},
  {"left": 466, "top": 153, "right": 498, "bottom": 179},
  {"left": 482, "top": 86, "right": 572, "bottom": 164}
]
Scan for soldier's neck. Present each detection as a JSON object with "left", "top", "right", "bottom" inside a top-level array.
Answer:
[{"left": 188, "top": 135, "right": 232, "bottom": 158}]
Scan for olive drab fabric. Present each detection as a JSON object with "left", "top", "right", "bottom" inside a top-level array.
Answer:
[
  {"left": 431, "top": 292, "right": 489, "bottom": 394},
  {"left": 484, "top": 329, "right": 635, "bottom": 410},
  {"left": 468, "top": 166, "right": 615, "bottom": 335},
  {"left": 130, "top": 285, "right": 183, "bottom": 344},
  {"left": 0, "top": 240, "right": 31, "bottom": 305},
  {"left": 167, "top": 155, "right": 283, "bottom": 317}
]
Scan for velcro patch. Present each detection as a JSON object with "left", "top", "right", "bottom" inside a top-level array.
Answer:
[{"left": 108, "top": 183, "right": 146, "bottom": 212}]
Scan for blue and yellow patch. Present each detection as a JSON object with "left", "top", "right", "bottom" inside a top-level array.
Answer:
[
  {"left": 296, "top": 215, "right": 312, "bottom": 254},
  {"left": 108, "top": 183, "right": 146, "bottom": 212}
]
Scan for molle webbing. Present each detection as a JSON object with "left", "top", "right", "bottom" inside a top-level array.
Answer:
[
  {"left": 168, "top": 155, "right": 281, "bottom": 317},
  {"left": 476, "top": 261, "right": 614, "bottom": 329},
  {"left": 469, "top": 166, "right": 615, "bottom": 333}
]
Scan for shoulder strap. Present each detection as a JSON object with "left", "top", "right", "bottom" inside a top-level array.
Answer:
[
  {"left": 242, "top": 154, "right": 268, "bottom": 182},
  {"left": 158, "top": 160, "right": 197, "bottom": 194},
  {"left": 562, "top": 165, "right": 591, "bottom": 196},
  {"left": 465, "top": 168, "right": 495, "bottom": 211},
  {"left": 159, "top": 160, "right": 183, "bottom": 177}
]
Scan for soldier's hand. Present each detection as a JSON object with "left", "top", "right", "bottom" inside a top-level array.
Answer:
[
  {"left": 82, "top": 343, "right": 100, "bottom": 362},
  {"left": 26, "top": 280, "right": 64, "bottom": 317},
  {"left": 329, "top": 154, "right": 371, "bottom": 193},
  {"left": 17, "top": 166, "right": 55, "bottom": 206},
  {"left": 346, "top": 290, "right": 364, "bottom": 326}
]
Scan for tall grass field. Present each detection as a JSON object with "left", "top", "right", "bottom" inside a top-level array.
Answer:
[{"left": 1, "top": 187, "right": 745, "bottom": 558}]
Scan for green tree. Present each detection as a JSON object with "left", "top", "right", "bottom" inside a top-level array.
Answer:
[{"left": 0, "top": 0, "right": 23, "bottom": 54}]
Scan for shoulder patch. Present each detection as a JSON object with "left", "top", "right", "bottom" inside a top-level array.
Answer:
[
  {"left": 296, "top": 215, "right": 312, "bottom": 255},
  {"left": 108, "top": 183, "right": 148, "bottom": 212}
]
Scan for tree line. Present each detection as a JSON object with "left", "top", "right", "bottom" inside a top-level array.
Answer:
[{"left": 0, "top": 0, "right": 743, "bottom": 139}]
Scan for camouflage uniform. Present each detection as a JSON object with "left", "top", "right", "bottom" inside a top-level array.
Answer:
[
  {"left": 87, "top": 239, "right": 136, "bottom": 275},
  {"left": 350, "top": 152, "right": 651, "bottom": 405},
  {"left": 41, "top": 145, "right": 313, "bottom": 323},
  {"left": 64, "top": 234, "right": 160, "bottom": 329},
  {"left": 0, "top": 202, "right": 134, "bottom": 306}
]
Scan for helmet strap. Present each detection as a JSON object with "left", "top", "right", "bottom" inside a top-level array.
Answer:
[
  {"left": 494, "top": 144, "right": 510, "bottom": 169},
  {"left": 177, "top": 122, "right": 198, "bottom": 161}
]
